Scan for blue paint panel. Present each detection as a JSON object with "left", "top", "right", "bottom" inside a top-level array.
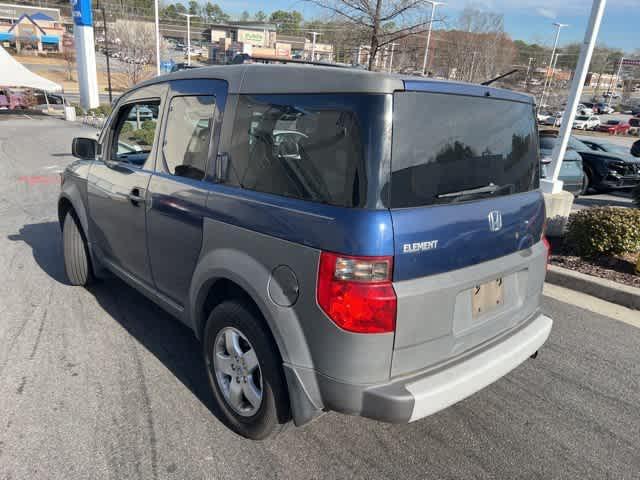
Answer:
[
  {"left": 403, "top": 80, "right": 534, "bottom": 104},
  {"left": 390, "top": 191, "right": 545, "bottom": 281},
  {"left": 0, "top": 33, "right": 14, "bottom": 41},
  {"left": 204, "top": 184, "right": 394, "bottom": 257},
  {"left": 70, "top": 0, "right": 93, "bottom": 26},
  {"left": 41, "top": 35, "right": 60, "bottom": 43}
]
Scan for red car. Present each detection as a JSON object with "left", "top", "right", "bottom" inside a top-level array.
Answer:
[{"left": 596, "top": 120, "right": 630, "bottom": 135}]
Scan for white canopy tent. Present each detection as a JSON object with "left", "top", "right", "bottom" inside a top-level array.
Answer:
[{"left": 0, "top": 45, "right": 62, "bottom": 92}]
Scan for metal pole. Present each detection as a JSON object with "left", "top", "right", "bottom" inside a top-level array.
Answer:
[
  {"left": 541, "top": 52, "right": 561, "bottom": 110},
  {"left": 154, "top": 0, "right": 160, "bottom": 75},
  {"left": 542, "top": 0, "right": 608, "bottom": 194},
  {"left": 309, "top": 31, "right": 320, "bottom": 61},
  {"left": 101, "top": 6, "right": 112, "bottom": 102},
  {"left": 179, "top": 13, "right": 194, "bottom": 66},
  {"left": 388, "top": 42, "right": 396, "bottom": 72},
  {"left": 606, "top": 56, "right": 623, "bottom": 108},
  {"left": 422, "top": 1, "right": 444, "bottom": 75},
  {"left": 524, "top": 57, "right": 533, "bottom": 89},
  {"left": 469, "top": 51, "right": 478, "bottom": 82},
  {"left": 538, "top": 22, "right": 568, "bottom": 113},
  {"left": 187, "top": 15, "right": 191, "bottom": 66}
]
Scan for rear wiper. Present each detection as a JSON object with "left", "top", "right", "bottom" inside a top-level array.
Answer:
[
  {"left": 481, "top": 69, "right": 519, "bottom": 86},
  {"left": 437, "top": 183, "right": 501, "bottom": 199}
]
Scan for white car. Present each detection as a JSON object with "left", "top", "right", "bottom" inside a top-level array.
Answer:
[
  {"left": 577, "top": 104, "right": 594, "bottom": 115},
  {"left": 573, "top": 115, "right": 600, "bottom": 130}
]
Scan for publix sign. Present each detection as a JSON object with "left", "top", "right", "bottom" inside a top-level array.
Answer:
[{"left": 239, "top": 30, "right": 265, "bottom": 45}]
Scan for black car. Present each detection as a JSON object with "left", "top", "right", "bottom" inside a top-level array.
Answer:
[
  {"left": 572, "top": 137, "right": 640, "bottom": 192},
  {"left": 632, "top": 139, "right": 640, "bottom": 158}
]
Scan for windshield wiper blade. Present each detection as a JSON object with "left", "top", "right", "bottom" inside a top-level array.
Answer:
[
  {"left": 481, "top": 69, "right": 519, "bottom": 86},
  {"left": 437, "top": 183, "right": 500, "bottom": 199}
]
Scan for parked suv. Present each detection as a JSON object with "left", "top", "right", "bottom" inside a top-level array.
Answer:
[{"left": 60, "top": 65, "right": 552, "bottom": 439}]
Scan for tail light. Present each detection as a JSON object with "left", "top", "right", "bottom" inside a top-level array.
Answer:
[
  {"left": 541, "top": 219, "right": 551, "bottom": 270},
  {"left": 317, "top": 252, "right": 397, "bottom": 334}
]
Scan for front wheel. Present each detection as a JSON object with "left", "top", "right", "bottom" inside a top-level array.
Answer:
[{"left": 204, "top": 300, "right": 291, "bottom": 440}]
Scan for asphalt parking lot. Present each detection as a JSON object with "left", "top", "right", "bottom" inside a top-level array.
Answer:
[{"left": 1, "top": 117, "right": 639, "bottom": 479}]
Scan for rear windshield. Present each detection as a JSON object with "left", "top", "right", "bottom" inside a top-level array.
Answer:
[{"left": 390, "top": 92, "right": 539, "bottom": 208}]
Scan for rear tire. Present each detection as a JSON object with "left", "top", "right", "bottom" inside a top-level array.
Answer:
[
  {"left": 62, "top": 211, "right": 93, "bottom": 286},
  {"left": 203, "top": 300, "right": 291, "bottom": 440}
]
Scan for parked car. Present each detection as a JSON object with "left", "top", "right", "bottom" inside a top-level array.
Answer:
[
  {"left": 539, "top": 132, "right": 587, "bottom": 196},
  {"left": 61, "top": 64, "right": 552, "bottom": 439},
  {"left": 631, "top": 139, "right": 640, "bottom": 158},
  {"left": 596, "top": 119, "right": 630, "bottom": 135},
  {"left": 572, "top": 115, "right": 600, "bottom": 130},
  {"left": 594, "top": 103, "right": 614, "bottom": 114},
  {"left": 603, "top": 92, "right": 621, "bottom": 99},
  {"left": 569, "top": 136, "right": 640, "bottom": 191},
  {"left": 543, "top": 112, "right": 563, "bottom": 126},
  {"left": 577, "top": 104, "right": 594, "bottom": 115},
  {"left": 0, "top": 88, "right": 28, "bottom": 109}
]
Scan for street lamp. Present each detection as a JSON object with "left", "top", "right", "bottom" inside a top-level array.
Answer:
[
  {"left": 153, "top": 0, "right": 160, "bottom": 75},
  {"left": 179, "top": 13, "right": 197, "bottom": 66},
  {"left": 538, "top": 22, "right": 568, "bottom": 112},
  {"left": 421, "top": 1, "right": 445, "bottom": 75}
]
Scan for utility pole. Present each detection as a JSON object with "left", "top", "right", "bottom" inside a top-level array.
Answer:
[
  {"left": 606, "top": 56, "right": 624, "bottom": 107},
  {"left": 421, "top": 1, "right": 445, "bottom": 75},
  {"left": 541, "top": 52, "right": 564, "bottom": 110},
  {"left": 153, "top": 0, "right": 160, "bottom": 75},
  {"left": 524, "top": 57, "right": 533, "bottom": 89},
  {"left": 99, "top": 5, "right": 112, "bottom": 102},
  {"left": 388, "top": 42, "right": 397, "bottom": 72},
  {"left": 179, "top": 13, "right": 196, "bottom": 66},
  {"left": 468, "top": 51, "right": 478, "bottom": 82},
  {"left": 308, "top": 31, "right": 321, "bottom": 61},
  {"left": 538, "top": 22, "right": 568, "bottom": 113},
  {"left": 543, "top": 0, "right": 608, "bottom": 194}
]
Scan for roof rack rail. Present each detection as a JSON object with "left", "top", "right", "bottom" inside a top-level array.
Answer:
[{"left": 230, "top": 54, "right": 347, "bottom": 68}]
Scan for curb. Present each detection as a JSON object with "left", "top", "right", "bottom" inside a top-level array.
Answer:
[{"left": 546, "top": 265, "right": 640, "bottom": 310}]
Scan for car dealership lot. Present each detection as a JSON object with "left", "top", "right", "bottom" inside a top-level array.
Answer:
[{"left": 1, "top": 118, "right": 639, "bottom": 479}]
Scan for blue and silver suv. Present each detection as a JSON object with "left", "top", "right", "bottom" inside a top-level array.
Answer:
[{"left": 60, "top": 64, "right": 552, "bottom": 439}]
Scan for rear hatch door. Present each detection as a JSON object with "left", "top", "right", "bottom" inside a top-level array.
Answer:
[{"left": 389, "top": 87, "right": 546, "bottom": 377}]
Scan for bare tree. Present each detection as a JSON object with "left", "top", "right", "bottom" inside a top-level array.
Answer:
[
  {"left": 436, "top": 8, "right": 515, "bottom": 83},
  {"left": 62, "top": 35, "right": 75, "bottom": 81},
  {"left": 307, "top": 0, "right": 441, "bottom": 70},
  {"left": 108, "top": 20, "right": 168, "bottom": 86}
]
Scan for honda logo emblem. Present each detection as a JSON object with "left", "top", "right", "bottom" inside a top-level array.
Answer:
[{"left": 488, "top": 210, "right": 502, "bottom": 232}]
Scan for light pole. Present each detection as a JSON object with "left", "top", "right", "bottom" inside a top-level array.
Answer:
[
  {"left": 308, "top": 31, "right": 321, "bottom": 61},
  {"left": 153, "top": 0, "right": 160, "bottom": 75},
  {"left": 541, "top": 52, "right": 566, "bottom": 110},
  {"left": 543, "top": 0, "right": 608, "bottom": 195},
  {"left": 388, "top": 42, "right": 397, "bottom": 72},
  {"left": 179, "top": 13, "right": 196, "bottom": 66},
  {"left": 421, "top": 1, "right": 445, "bottom": 75},
  {"left": 538, "top": 22, "right": 568, "bottom": 112},
  {"left": 606, "top": 56, "right": 624, "bottom": 108}
]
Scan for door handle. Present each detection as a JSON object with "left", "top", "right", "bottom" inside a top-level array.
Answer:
[{"left": 128, "top": 187, "right": 145, "bottom": 205}]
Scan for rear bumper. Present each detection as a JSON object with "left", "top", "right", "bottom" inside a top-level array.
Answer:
[{"left": 315, "top": 312, "right": 552, "bottom": 423}]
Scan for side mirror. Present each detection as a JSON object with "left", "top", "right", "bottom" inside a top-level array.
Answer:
[{"left": 72, "top": 137, "right": 97, "bottom": 160}]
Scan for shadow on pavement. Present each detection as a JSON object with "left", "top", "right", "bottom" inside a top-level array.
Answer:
[{"left": 8, "top": 221, "right": 222, "bottom": 423}]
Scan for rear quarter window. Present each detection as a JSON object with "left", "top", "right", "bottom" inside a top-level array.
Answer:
[{"left": 223, "top": 94, "right": 390, "bottom": 208}]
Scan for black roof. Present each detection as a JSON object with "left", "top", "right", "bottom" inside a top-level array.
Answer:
[{"left": 133, "top": 63, "right": 534, "bottom": 102}]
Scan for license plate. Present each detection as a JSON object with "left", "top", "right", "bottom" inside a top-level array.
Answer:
[{"left": 472, "top": 278, "right": 504, "bottom": 318}]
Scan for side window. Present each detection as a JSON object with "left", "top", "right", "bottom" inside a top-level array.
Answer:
[
  {"left": 162, "top": 95, "right": 215, "bottom": 180},
  {"left": 110, "top": 101, "right": 160, "bottom": 166},
  {"left": 224, "top": 94, "right": 368, "bottom": 208}
]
